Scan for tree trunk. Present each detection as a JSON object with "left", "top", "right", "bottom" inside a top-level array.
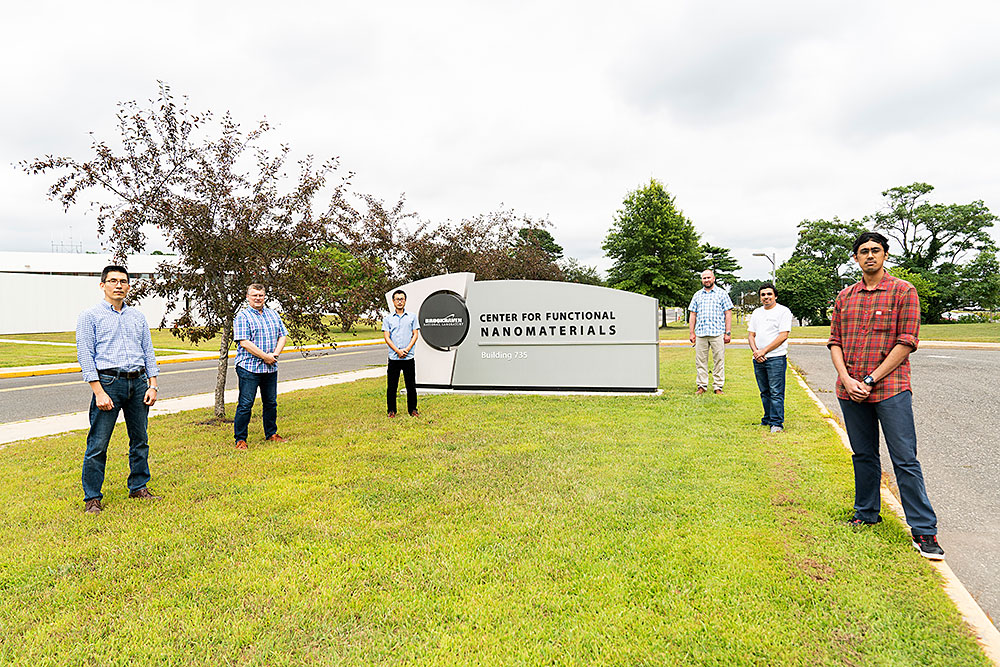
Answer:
[{"left": 214, "top": 326, "right": 232, "bottom": 418}]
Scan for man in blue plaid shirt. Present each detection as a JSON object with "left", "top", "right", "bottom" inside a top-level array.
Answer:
[
  {"left": 233, "top": 283, "right": 288, "bottom": 450},
  {"left": 688, "top": 269, "right": 734, "bottom": 394}
]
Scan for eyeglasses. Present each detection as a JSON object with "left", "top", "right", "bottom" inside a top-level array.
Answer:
[
  {"left": 856, "top": 247, "right": 884, "bottom": 257},
  {"left": 104, "top": 279, "right": 129, "bottom": 285}
]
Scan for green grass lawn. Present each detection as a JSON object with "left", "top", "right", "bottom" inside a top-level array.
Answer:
[
  {"left": 660, "top": 320, "right": 1000, "bottom": 342},
  {"left": 0, "top": 349, "right": 987, "bottom": 665},
  {"left": 0, "top": 343, "right": 81, "bottom": 368}
]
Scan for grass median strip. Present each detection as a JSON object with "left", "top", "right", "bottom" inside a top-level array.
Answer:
[{"left": 0, "top": 349, "right": 988, "bottom": 665}]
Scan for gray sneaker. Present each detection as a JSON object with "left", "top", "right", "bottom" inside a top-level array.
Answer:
[{"left": 770, "top": 426, "right": 784, "bottom": 433}]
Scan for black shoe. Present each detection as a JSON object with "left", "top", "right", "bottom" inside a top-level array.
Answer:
[
  {"left": 912, "top": 534, "right": 945, "bottom": 560},
  {"left": 848, "top": 515, "right": 882, "bottom": 527}
]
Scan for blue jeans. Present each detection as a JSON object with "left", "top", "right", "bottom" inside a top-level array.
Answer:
[
  {"left": 752, "top": 355, "right": 787, "bottom": 427},
  {"left": 838, "top": 391, "right": 937, "bottom": 535},
  {"left": 82, "top": 372, "right": 151, "bottom": 501},
  {"left": 234, "top": 366, "right": 278, "bottom": 442}
]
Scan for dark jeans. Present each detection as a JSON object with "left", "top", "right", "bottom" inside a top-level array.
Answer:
[
  {"left": 838, "top": 391, "right": 937, "bottom": 535},
  {"left": 387, "top": 358, "right": 417, "bottom": 414},
  {"left": 234, "top": 366, "right": 278, "bottom": 442},
  {"left": 752, "top": 355, "right": 787, "bottom": 427},
  {"left": 82, "top": 372, "right": 150, "bottom": 501}
]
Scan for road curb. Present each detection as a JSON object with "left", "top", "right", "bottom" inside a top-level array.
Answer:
[{"left": 791, "top": 367, "right": 1000, "bottom": 665}]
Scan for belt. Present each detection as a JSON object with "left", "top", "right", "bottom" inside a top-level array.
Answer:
[{"left": 97, "top": 368, "right": 144, "bottom": 379}]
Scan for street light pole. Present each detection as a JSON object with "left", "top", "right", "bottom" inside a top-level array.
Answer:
[{"left": 753, "top": 252, "right": 776, "bottom": 284}]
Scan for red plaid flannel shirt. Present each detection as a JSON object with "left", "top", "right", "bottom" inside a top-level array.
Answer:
[{"left": 827, "top": 274, "right": 920, "bottom": 402}]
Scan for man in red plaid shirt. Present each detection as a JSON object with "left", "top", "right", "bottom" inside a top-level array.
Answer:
[{"left": 828, "top": 231, "right": 944, "bottom": 560}]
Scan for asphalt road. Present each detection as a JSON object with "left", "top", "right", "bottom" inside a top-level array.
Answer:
[
  {"left": 788, "top": 344, "right": 1000, "bottom": 624},
  {"left": 0, "top": 345, "right": 388, "bottom": 422}
]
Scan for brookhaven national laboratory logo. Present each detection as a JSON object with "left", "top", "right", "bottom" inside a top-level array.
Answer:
[{"left": 419, "top": 291, "right": 470, "bottom": 350}]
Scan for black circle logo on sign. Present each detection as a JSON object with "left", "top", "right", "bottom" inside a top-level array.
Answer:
[{"left": 419, "top": 290, "right": 470, "bottom": 350}]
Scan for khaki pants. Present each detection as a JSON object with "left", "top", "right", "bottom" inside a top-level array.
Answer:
[{"left": 695, "top": 334, "right": 725, "bottom": 390}]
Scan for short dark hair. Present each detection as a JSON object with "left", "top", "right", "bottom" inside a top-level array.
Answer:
[
  {"left": 852, "top": 231, "right": 889, "bottom": 255},
  {"left": 101, "top": 265, "right": 130, "bottom": 282},
  {"left": 758, "top": 283, "right": 777, "bottom": 298},
  {"left": 392, "top": 290, "right": 406, "bottom": 299}
]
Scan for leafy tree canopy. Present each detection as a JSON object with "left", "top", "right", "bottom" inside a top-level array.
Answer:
[
  {"left": 872, "top": 182, "right": 997, "bottom": 270},
  {"left": 516, "top": 227, "right": 563, "bottom": 260},
  {"left": 22, "top": 82, "right": 353, "bottom": 417},
  {"left": 774, "top": 257, "right": 836, "bottom": 325},
  {"left": 559, "top": 257, "right": 604, "bottom": 286},
  {"left": 790, "top": 217, "right": 865, "bottom": 288},
  {"left": 700, "top": 243, "right": 741, "bottom": 287},
  {"left": 603, "top": 179, "right": 701, "bottom": 306}
]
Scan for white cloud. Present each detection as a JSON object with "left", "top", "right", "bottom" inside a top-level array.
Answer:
[{"left": 2, "top": 0, "right": 998, "bottom": 278}]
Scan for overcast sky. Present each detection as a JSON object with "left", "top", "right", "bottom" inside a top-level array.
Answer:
[{"left": 3, "top": 1, "right": 999, "bottom": 279}]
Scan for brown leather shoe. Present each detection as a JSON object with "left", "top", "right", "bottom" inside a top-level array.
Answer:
[
  {"left": 266, "top": 434, "right": 287, "bottom": 442},
  {"left": 129, "top": 488, "right": 162, "bottom": 500},
  {"left": 695, "top": 387, "right": 706, "bottom": 395},
  {"left": 387, "top": 411, "right": 396, "bottom": 418},
  {"left": 84, "top": 498, "right": 103, "bottom": 514},
  {"left": 409, "top": 410, "right": 419, "bottom": 417},
  {"left": 235, "top": 440, "right": 248, "bottom": 450},
  {"left": 714, "top": 389, "right": 724, "bottom": 395}
]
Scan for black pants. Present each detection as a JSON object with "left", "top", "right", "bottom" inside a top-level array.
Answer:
[{"left": 387, "top": 358, "right": 417, "bottom": 414}]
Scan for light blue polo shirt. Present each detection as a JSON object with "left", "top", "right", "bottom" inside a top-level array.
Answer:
[{"left": 382, "top": 311, "right": 419, "bottom": 360}]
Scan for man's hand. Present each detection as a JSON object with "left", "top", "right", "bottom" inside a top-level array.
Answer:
[
  {"left": 752, "top": 349, "right": 767, "bottom": 363},
  {"left": 689, "top": 332, "right": 696, "bottom": 345},
  {"left": 843, "top": 376, "right": 871, "bottom": 403},
  {"left": 144, "top": 387, "right": 158, "bottom": 406},
  {"left": 261, "top": 353, "right": 277, "bottom": 365},
  {"left": 723, "top": 333, "right": 732, "bottom": 344},
  {"left": 95, "top": 390, "right": 114, "bottom": 411}
]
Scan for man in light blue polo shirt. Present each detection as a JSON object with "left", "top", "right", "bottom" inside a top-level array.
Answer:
[
  {"left": 382, "top": 289, "right": 420, "bottom": 417},
  {"left": 688, "top": 269, "right": 734, "bottom": 394}
]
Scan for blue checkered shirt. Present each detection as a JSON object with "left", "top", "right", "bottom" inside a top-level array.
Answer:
[
  {"left": 76, "top": 301, "right": 159, "bottom": 383},
  {"left": 688, "top": 287, "right": 734, "bottom": 337},
  {"left": 234, "top": 307, "right": 288, "bottom": 373}
]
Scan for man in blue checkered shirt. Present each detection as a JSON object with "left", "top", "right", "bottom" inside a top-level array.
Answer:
[
  {"left": 76, "top": 265, "right": 161, "bottom": 515},
  {"left": 233, "top": 283, "right": 288, "bottom": 450},
  {"left": 688, "top": 269, "right": 734, "bottom": 394}
]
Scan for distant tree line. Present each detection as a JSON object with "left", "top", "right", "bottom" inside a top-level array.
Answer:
[{"left": 600, "top": 178, "right": 999, "bottom": 326}]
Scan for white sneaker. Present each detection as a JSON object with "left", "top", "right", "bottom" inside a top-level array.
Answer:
[{"left": 770, "top": 426, "right": 784, "bottom": 433}]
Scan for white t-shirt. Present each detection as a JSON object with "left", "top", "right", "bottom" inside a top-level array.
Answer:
[{"left": 748, "top": 304, "right": 793, "bottom": 358}]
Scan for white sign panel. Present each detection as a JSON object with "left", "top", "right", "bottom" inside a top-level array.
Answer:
[{"left": 387, "top": 275, "right": 658, "bottom": 392}]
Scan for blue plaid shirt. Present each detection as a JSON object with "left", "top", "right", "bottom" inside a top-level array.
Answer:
[
  {"left": 76, "top": 301, "right": 159, "bottom": 383},
  {"left": 688, "top": 287, "right": 734, "bottom": 337},
  {"left": 234, "top": 307, "right": 288, "bottom": 373}
]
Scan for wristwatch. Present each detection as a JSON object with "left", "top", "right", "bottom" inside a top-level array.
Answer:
[
  {"left": 862, "top": 375, "right": 876, "bottom": 387},
  {"left": 724, "top": 331, "right": 731, "bottom": 335}
]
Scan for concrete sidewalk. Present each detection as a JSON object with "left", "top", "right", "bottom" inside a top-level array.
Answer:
[{"left": 0, "top": 367, "right": 384, "bottom": 448}]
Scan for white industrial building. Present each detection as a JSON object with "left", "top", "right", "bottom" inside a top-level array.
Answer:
[{"left": 0, "top": 251, "right": 175, "bottom": 334}]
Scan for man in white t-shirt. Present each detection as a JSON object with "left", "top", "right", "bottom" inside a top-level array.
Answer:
[{"left": 747, "top": 283, "right": 793, "bottom": 433}]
